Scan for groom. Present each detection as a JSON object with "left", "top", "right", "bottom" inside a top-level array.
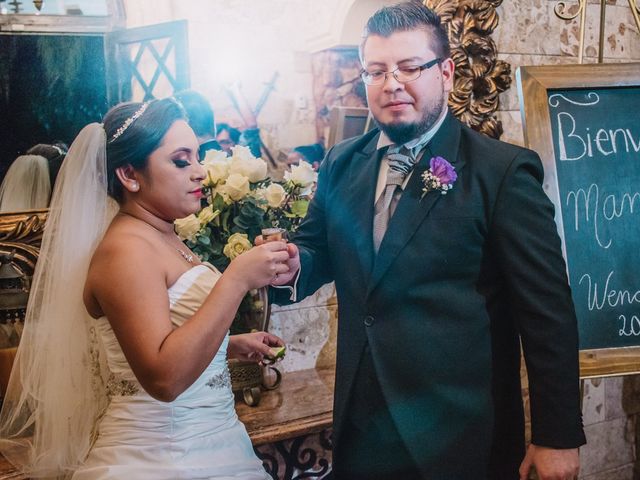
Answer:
[{"left": 272, "top": 3, "right": 585, "bottom": 479}]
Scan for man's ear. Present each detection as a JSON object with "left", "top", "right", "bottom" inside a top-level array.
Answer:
[
  {"left": 440, "top": 57, "right": 455, "bottom": 94},
  {"left": 115, "top": 165, "right": 140, "bottom": 193}
]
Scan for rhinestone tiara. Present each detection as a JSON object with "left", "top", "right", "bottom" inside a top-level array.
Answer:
[{"left": 109, "top": 102, "right": 150, "bottom": 143}]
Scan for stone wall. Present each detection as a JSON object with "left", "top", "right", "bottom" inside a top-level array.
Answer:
[{"left": 495, "top": 0, "right": 640, "bottom": 147}]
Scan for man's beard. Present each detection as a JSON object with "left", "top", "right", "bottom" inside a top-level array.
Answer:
[{"left": 373, "top": 93, "right": 445, "bottom": 145}]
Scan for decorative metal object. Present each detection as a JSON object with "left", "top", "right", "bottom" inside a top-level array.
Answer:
[
  {"left": 8, "top": 0, "right": 21, "bottom": 14},
  {"left": 0, "top": 210, "right": 46, "bottom": 351},
  {"left": 0, "top": 210, "right": 47, "bottom": 308},
  {"left": 0, "top": 252, "right": 29, "bottom": 347},
  {"left": 632, "top": 0, "right": 640, "bottom": 35},
  {"left": 32, "top": 0, "right": 43, "bottom": 11},
  {"left": 256, "top": 429, "right": 333, "bottom": 479},
  {"left": 424, "top": 0, "right": 512, "bottom": 138},
  {"left": 0, "top": 210, "right": 46, "bottom": 409},
  {"left": 554, "top": 0, "right": 587, "bottom": 63},
  {"left": 228, "top": 287, "right": 282, "bottom": 406},
  {"left": 554, "top": 0, "right": 640, "bottom": 64}
]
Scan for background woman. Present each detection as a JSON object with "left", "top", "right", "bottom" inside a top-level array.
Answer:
[{"left": 0, "top": 154, "right": 51, "bottom": 211}]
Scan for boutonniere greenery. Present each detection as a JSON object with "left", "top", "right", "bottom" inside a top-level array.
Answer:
[{"left": 421, "top": 156, "right": 457, "bottom": 198}]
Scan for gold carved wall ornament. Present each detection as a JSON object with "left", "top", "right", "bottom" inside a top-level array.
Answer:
[
  {"left": 0, "top": 209, "right": 47, "bottom": 346},
  {"left": 424, "top": 0, "right": 512, "bottom": 138},
  {"left": 0, "top": 209, "right": 47, "bottom": 294}
]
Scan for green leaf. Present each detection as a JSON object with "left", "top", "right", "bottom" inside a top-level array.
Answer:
[{"left": 290, "top": 199, "right": 309, "bottom": 218}]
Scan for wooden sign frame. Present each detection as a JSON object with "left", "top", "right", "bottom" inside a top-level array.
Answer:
[{"left": 516, "top": 62, "right": 640, "bottom": 378}]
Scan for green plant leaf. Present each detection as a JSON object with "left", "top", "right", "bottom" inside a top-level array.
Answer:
[{"left": 290, "top": 199, "right": 309, "bottom": 217}]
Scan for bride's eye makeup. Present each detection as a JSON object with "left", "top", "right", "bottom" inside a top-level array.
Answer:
[
  {"left": 173, "top": 159, "right": 190, "bottom": 168},
  {"left": 171, "top": 146, "right": 198, "bottom": 168}
]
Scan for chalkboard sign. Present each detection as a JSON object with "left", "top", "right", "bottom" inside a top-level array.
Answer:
[{"left": 516, "top": 63, "right": 640, "bottom": 378}]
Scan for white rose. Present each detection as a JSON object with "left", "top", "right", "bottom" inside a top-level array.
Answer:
[
  {"left": 174, "top": 214, "right": 200, "bottom": 241},
  {"left": 285, "top": 161, "right": 318, "bottom": 188},
  {"left": 252, "top": 188, "right": 266, "bottom": 200},
  {"left": 250, "top": 188, "right": 269, "bottom": 210},
  {"left": 203, "top": 149, "right": 229, "bottom": 163},
  {"left": 223, "top": 232, "right": 252, "bottom": 260},
  {"left": 229, "top": 156, "right": 268, "bottom": 183},
  {"left": 198, "top": 205, "right": 219, "bottom": 225},
  {"left": 230, "top": 145, "right": 254, "bottom": 162},
  {"left": 223, "top": 173, "right": 251, "bottom": 201},
  {"left": 204, "top": 159, "right": 231, "bottom": 185},
  {"left": 214, "top": 186, "right": 232, "bottom": 205},
  {"left": 264, "top": 183, "right": 286, "bottom": 208}
]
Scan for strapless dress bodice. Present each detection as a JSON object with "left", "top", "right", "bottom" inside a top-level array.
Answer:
[{"left": 72, "top": 264, "right": 269, "bottom": 480}]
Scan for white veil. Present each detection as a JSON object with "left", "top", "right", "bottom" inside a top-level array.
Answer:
[
  {"left": 0, "top": 123, "right": 118, "bottom": 478},
  {"left": 0, "top": 154, "right": 51, "bottom": 212}
]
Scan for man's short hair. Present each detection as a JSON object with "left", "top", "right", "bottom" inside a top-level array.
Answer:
[
  {"left": 174, "top": 90, "right": 216, "bottom": 138},
  {"left": 359, "top": 2, "right": 451, "bottom": 63}
]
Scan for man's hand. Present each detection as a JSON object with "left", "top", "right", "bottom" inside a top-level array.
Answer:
[
  {"left": 519, "top": 444, "right": 579, "bottom": 480},
  {"left": 272, "top": 242, "right": 300, "bottom": 285},
  {"left": 254, "top": 236, "right": 300, "bottom": 286}
]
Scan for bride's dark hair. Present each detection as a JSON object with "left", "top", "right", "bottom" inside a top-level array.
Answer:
[{"left": 104, "top": 98, "right": 187, "bottom": 201}]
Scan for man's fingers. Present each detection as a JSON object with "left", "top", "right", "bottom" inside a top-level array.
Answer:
[
  {"left": 286, "top": 242, "right": 299, "bottom": 258},
  {"left": 519, "top": 447, "right": 534, "bottom": 480}
]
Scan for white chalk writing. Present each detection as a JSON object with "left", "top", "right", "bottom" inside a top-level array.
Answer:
[
  {"left": 565, "top": 183, "right": 640, "bottom": 249},
  {"left": 549, "top": 92, "right": 640, "bottom": 161}
]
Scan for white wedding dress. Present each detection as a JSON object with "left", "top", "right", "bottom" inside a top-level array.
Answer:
[{"left": 72, "top": 264, "right": 270, "bottom": 480}]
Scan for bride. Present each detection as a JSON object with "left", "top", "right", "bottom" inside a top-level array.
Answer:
[{"left": 0, "top": 98, "right": 295, "bottom": 479}]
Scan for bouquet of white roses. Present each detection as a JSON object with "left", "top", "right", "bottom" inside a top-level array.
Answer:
[{"left": 175, "top": 144, "right": 317, "bottom": 282}]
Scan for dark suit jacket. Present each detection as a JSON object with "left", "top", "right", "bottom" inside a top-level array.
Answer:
[{"left": 277, "top": 113, "right": 585, "bottom": 479}]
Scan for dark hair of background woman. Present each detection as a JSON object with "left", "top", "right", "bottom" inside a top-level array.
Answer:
[{"left": 26, "top": 143, "right": 68, "bottom": 187}]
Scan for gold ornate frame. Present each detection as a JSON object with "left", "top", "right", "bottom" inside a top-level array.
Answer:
[
  {"left": 0, "top": 209, "right": 47, "bottom": 286},
  {"left": 424, "top": 0, "right": 511, "bottom": 138}
]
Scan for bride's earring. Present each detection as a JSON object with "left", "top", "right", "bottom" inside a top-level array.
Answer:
[{"left": 115, "top": 166, "right": 140, "bottom": 193}]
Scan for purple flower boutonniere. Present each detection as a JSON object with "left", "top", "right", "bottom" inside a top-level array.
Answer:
[{"left": 421, "top": 156, "right": 457, "bottom": 198}]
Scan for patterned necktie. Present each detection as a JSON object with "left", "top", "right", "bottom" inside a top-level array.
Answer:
[{"left": 372, "top": 145, "right": 419, "bottom": 253}]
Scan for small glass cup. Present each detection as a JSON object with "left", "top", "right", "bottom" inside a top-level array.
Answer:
[{"left": 261, "top": 227, "right": 287, "bottom": 243}]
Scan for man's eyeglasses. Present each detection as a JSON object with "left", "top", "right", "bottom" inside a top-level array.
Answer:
[{"left": 360, "top": 57, "right": 443, "bottom": 86}]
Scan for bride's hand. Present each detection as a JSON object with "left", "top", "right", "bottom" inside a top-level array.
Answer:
[
  {"left": 228, "top": 332, "right": 285, "bottom": 363},
  {"left": 224, "top": 242, "right": 290, "bottom": 291}
]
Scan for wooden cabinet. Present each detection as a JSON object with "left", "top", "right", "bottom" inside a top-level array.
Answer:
[{"left": 239, "top": 367, "right": 334, "bottom": 479}]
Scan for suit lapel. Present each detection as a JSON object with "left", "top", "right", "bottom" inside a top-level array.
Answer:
[
  {"left": 345, "top": 133, "right": 382, "bottom": 281},
  {"left": 367, "top": 113, "right": 465, "bottom": 295}
]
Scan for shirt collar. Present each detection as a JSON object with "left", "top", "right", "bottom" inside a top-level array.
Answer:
[{"left": 376, "top": 106, "right": 448, "bottom": 151}]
